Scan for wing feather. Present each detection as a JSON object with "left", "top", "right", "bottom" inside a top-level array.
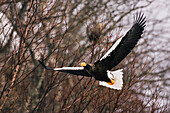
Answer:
[
  {"left": 38, "top": 60, "right": 91, "bottom": 77},
  {"left": 95, "top": 12, "right": 146, "bottom": 70}
]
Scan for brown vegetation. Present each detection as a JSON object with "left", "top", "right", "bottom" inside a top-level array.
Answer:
[{"left": 0, "top": 0, "right": 169, "bottom": 112}]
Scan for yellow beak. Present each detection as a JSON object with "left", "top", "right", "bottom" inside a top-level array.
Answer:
[{"left": 81, "top": 62, "right": 87, "bottom": 67}]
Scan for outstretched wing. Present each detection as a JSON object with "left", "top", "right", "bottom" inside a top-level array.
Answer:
[
  {"left": 95, "top": 12, "right": 146, "bottom": 70},
  {"left": 38, "top": 60, "right": 91, "bottom": 77}
]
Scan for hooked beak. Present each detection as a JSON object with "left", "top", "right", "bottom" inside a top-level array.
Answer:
[{"left": 81, "top": 62, "right": 87, "bottom": 67}]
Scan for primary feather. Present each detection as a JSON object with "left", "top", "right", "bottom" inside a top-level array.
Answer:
[
  {"left": 38, "top": 60, "right": 91, "bottom": 77},
  {"left": 38, "top": 12, "right": 146, "bottom": 90},
  {"left": 95, "top": 12, "right": 146, "bottom": 70}
]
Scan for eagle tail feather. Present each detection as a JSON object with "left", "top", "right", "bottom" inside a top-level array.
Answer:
[{"left": 99, "top": 69, "right": 123, "bottom": 90}]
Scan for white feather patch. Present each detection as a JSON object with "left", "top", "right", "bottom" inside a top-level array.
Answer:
[
  {"left": 99, "top": 69, "right": 123, "bottom": 90},
  {"left": 100, "top": 37, "right": 123, "bottom": 61},
  {"left": 53, "top": 67, "right": 84, "bottom": 71}
]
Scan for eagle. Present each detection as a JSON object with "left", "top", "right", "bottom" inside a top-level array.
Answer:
[{"left": 39, "top": 12, "right": 146, "bottom": 90}]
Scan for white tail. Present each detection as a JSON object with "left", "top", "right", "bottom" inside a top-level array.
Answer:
[{"left": 99, "top": 69, "right": 123, "bottom": 90}]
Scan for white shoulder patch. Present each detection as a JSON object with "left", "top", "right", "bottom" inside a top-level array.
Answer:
[
  {"left": 53, "top": 67, "right": 84, "bottom": 71},
  {"left": 99, "top": 69, "right": 123, "bottom": 90},
  {"left": 100, "top": 37, "right": 123, "bottom": 61}
]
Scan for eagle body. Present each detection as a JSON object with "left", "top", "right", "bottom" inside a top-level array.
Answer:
[
  {"left": 84, "top": 64, "right": 110, "bottom": 82},
  {"left": 39, "top": 12, "right": 146, "bottom": 90}
]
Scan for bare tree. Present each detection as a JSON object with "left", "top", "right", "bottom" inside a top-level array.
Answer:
[{"left": 0, "top": 0, "right": 169, "bottom": 112}]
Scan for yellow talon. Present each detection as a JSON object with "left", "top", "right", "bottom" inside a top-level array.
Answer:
[
  {"left": 81, "top": 62, "right": 87, "bottom": 67},
  {"left": 107, "top": 79, "right": 115, "bottom": 85}
]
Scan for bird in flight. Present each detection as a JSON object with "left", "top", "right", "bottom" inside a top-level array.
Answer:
[{"left": 39, "top": 12, "right": 146, "bottom": 90}]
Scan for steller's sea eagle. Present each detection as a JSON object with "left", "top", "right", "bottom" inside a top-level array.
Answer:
[{"left": 39, "top": 12, "right": 146, "bottom": 90}]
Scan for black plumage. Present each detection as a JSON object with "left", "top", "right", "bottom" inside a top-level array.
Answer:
[
  {"left": 38, "top": 60, "right": 91, "bottom": 77},
  {"left": 39, "top": 12, "right": 146, "bottom": 89},
  {"left": 95, "top": 12, "right": 146, "bottom": 70}
]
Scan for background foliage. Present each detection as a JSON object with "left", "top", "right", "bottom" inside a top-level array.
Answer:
[{"left": 0, "top": 0, "right": 169, "bottom": 112}]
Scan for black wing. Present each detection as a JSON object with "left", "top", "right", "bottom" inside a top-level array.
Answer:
[
  {"left": 95, "top": 12, "right": 146, "bottom": 70},
  {"left": 38, "top": 60, "right": 91, "bottom": 77}
]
